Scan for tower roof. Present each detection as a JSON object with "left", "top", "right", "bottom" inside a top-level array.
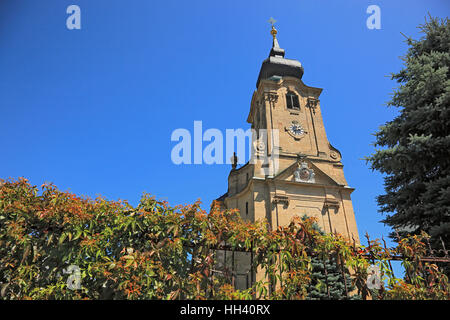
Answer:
[{"left": 256, "top": 24, "right": 304, "bottom": 88}]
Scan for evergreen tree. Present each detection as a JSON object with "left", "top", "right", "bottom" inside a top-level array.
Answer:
[
  {"left": 366, "top": 17, "right": 450, "bottom": 252},
  {"left": 307, "top": 255, "right": 359, "bottom": 300},
  {"left": 300, "top": 215, "right": 360, "bottom": 300}
]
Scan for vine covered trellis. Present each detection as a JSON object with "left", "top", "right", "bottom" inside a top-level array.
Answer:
[{"left": 0, "top": 178, "right": 449, "bottom": 300}]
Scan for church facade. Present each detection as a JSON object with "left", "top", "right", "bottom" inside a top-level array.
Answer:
[{"left": 214, "top": 25, "right": 360, "bottom": 290}]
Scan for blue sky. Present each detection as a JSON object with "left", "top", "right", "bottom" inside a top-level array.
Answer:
[{"left": 1, "top": 0, "right": 449, "bottom": 258}]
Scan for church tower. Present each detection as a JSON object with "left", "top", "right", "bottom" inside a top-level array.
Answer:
[{"left": 214, "top": 23, "right": 360, "bottom": 289}]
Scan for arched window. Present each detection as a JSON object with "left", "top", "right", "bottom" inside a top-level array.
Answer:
[
  {"left": 286, "top": 91, "right": 300, "bottom": 110},
  {"left": 245, "top": 202, "right": 249, "bottom": 215}
]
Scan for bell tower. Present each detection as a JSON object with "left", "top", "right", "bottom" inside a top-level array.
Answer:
[
  {"left": 214, "top": 22, "right": 360, "bottom": 290},
  {"left": 249, "top": 23, "right": 340, "bottom": 167}
]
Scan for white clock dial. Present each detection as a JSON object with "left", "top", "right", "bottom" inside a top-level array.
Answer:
[{"left": 289, "top": 123, "right": 304, "bottom": 136}]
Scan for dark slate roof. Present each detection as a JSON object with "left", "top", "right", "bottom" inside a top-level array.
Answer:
[
  {"left": 215, "top": 192, "right": 228, "bottom": 202},
  {"left": 256, "top": 34, "right": 304, "bottom": 88}
]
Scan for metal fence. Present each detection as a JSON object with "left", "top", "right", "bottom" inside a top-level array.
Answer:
[{"left": 192, "top": 232, "right": 450, "bottom": 299}]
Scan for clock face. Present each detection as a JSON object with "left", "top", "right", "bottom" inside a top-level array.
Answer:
[{"left": 289, "top": 123, "right": 304, "bottom": 136}]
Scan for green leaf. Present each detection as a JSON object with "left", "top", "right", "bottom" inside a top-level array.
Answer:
[
  {"left": 59, "top": 233, "right": 67, "bottom": 244},
  {"left": 47, "top": 234, "right": 53, "bottom": 246},
  {"left": 73, "top": 229, "right": 82, "bottom": 240},
  {"left": 124, "top": 259, "right": 134, "bottom": 268}
]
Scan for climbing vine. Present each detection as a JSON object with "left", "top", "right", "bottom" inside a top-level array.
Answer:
[{"left": 0, "top": 178, "right": 448, "bottom": 300}]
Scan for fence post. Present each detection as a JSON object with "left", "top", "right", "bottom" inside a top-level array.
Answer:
[{"left": 250, "top": 240, "right": 254, "bottom": 288}]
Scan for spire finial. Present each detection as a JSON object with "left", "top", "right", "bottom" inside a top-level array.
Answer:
[{"left": 268, "top": 17, "right": 277, "bottom": 39}]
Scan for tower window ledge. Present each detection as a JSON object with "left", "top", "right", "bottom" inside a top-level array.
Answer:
[
  {"left": 324, "top": 199, "right": 340, "bottom": 210},
  {"left": 273, "top": 194, "right": 289, "bottom": 206}
]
